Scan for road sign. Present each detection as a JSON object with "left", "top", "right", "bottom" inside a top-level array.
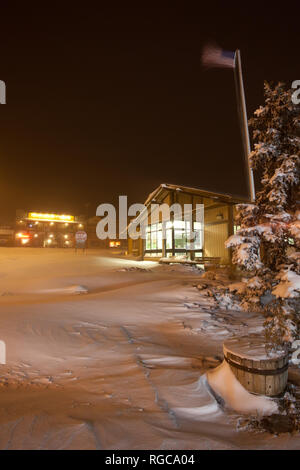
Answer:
[{"left": 75, "top": 231, "right": 87, "bottom": 242}]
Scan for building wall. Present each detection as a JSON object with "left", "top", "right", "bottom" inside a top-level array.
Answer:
[
  {"left": 204, "top": 204, "right": 232, "bottom": 264},
  {"left": 204, "top": 222, "right": 230, "bottom": 263}
]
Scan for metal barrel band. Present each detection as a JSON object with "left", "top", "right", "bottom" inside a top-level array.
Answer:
[{"left": 224, "top": 354, "right": 288, "bottom": 376}]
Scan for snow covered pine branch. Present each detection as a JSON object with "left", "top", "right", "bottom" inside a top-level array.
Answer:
[{"left": 226, "top": 82, "right": 300, "bottom": 347}]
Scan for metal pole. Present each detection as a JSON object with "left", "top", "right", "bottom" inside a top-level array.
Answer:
[{"left": 234, "top": 50, "right": 255, "bottom": 202}]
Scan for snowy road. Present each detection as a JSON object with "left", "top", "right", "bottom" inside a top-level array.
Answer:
[{"left": 0, "top": 248, "right": 298, "bottom": 449}]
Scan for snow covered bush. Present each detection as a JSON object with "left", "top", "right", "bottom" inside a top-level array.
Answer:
[{"left": 226, "top": 82, "right": 300, "bottom": 348}]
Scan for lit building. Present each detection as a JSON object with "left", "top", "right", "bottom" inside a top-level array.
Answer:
[
  {"left": 15, "top": 210, "right": 86, "bottom": 247},
  {"left": 127, "top": 184, "right": 249, "bottom": 264}
]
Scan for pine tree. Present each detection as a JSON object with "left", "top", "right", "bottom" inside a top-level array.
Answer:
[{"left": 226, "top": 82, "right": 300, "bottom": 347}]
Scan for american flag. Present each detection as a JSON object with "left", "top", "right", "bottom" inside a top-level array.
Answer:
[{"left": 201, "top": 44, "right": 235, "bottom": 69}]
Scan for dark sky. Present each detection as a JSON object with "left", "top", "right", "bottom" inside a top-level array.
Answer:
[{"left": 0, "top": 3, "right": 299, "bottom": 221}]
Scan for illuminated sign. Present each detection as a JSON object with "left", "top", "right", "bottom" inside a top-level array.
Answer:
[{"left": 27, "top": 212, "right": 75, "bottom": 223}]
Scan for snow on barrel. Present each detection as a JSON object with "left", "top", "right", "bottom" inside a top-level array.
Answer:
[{"left": 223, "top": 336, "right": 288, "bottom": 397}]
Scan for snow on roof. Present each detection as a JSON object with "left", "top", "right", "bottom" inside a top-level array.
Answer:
[{"left": 144, "top": 183, "right": 250, "bottom": 206}]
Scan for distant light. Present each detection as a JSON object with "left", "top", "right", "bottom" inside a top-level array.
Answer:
[
  {"left": 64, "top": 234, "right": 68, "bottom": 239},
  {"left": 16, "top": 232, "right": 30, "bottom": 239},
  {"left": 49, "top": 234, "right": 54, "bottom": 238},
  {"left": 65, "top": 240, "right": 69, "bottom": 245},
  {"left": 50, "top": 222, "right": 54, "bottom": 226},
  {"left": 109, "top": 241, "right": 121, "bottom": 248},
  {"left": 34, "top": 234, "right": 38, "bottom": 238},
  {"left": 47, "top": 239, "right": 52, "bottom": 244},
  {"left": 65, "top": 223, "right": 69, "bottom": 226},
  {"left": 78, "top": 224, "right": 83, "bottom": 228},
  {"left": 21, "top": 238, "right": 29, "bottom": 245},
  {"left": 35, "top": 221, "right": 39, "bottom": 225}
]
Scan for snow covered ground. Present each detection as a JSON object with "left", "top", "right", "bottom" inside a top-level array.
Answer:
[{"left": 0, "top": 247, "right": 298, "bottom": 449}]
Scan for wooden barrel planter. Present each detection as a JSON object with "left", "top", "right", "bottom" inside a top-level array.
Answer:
[{"left": 223, "top": 337, "right": 289, "bottom": 397}]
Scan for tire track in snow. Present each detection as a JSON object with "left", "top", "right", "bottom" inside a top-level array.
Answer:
[
  {"left": 119, "top": 326, "right": 179, "bottom": 429},
  {"left": 83, "top": 420, "right": 102, "bottom": 450},
  {"left": 4, "top": 417, "right": 23, "bottom": 450}
]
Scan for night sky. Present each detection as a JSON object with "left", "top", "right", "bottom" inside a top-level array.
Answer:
[{"left": 0, "top": 3, "right": 299, "bottom": 222}]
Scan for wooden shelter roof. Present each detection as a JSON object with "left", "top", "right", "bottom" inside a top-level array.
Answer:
[{"left": 144, "top": 183, "right": 251, "bottom": 206}]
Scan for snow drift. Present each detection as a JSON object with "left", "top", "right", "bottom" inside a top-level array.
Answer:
[{"left": 206, "top": 360, "right": 278, "bottom": 416}]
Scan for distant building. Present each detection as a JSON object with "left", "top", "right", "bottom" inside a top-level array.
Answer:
[
  {"left": 14, "top": 210, "right": 127, "bottom": 251},
  {"left": 0, "top": 226, "right": 14, "bottom": 246},
  {"left": 86, "top": 216, "right": 107, "bottom": 248},
  {"left": 15, "top": 210, "right": 86, "bottom": 247},
  {"left": 127, "top": 184, "right": 249, "bottom": 264}
]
